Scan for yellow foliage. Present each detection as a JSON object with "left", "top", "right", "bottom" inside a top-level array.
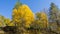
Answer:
[
  {"left": 12, "top": 4, "right": 34, "bottom": 28},
  {"left": 8, "top": 23, "right": 15, "bottom": 26},
  {"left": 40, "top": 12, "right": 48, "bottom": 26},
  {"left": 0, "top": 22, "right": 3, "bottom": 27},
  {"left": 4, "top": 19, "right": 10, "bottom": 25},
  {"left": 36, "top": 12, "right": 48, "bottom": 28}
]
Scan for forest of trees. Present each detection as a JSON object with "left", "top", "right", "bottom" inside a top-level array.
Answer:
[{"left": 0, "top": 1, "right": 60, "bottom": 34}]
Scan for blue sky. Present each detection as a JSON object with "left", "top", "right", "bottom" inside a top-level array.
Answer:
[{"left": 0, "top": 0, "right": 60, "bottom": 19}]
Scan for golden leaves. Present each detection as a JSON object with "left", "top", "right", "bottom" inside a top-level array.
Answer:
[
  {"left": 12, "top": 4, "right": 34, "bottom": 28},
  {"left": 36, "top": 12, "right": 48, "bottom": 28}
]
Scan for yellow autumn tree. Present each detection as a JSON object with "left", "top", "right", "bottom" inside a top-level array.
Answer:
[
  {"left": 0, "top": 15, "right": 12, "bottom": 27},
  {"left": 12, "top": 2, "right": 34, "bottom": 28},
  {"left": 36, "top": 12, "right": 48, "bottom": 28},
  {"left": 0, "top": 15, "right": 6, "bottom": 27},
  {"left": 4, "top": 18, "right": 10, "bottom": 25},
  {"left": 30, "top": 12, "right": 48, "bottom": 34},
  {"left": 4, "top": 18, "right": 14, "bottom": 26}
]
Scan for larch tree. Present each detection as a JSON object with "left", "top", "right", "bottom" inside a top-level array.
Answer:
[
  {"left": 0, "top": 15, "right": 12, "bottom": 27},
  {"left": 12, "top": 1, "right": 34, "bottom": 34},
  {"left": 12, "top": 2, "right": 34, "bottom": 28},
  {"left": 0, "top": 15, "right": 5, "bottom": 27},
  {"left": 35, "top": 12, "right": 48, "bottom": 29},
  {"left": 30, "top": 11, "right": 48, "bottom": 34}
]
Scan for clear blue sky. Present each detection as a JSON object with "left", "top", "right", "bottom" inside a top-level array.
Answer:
[{"left": 0, "top": 0, "right": 60, "bottom": 19}]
